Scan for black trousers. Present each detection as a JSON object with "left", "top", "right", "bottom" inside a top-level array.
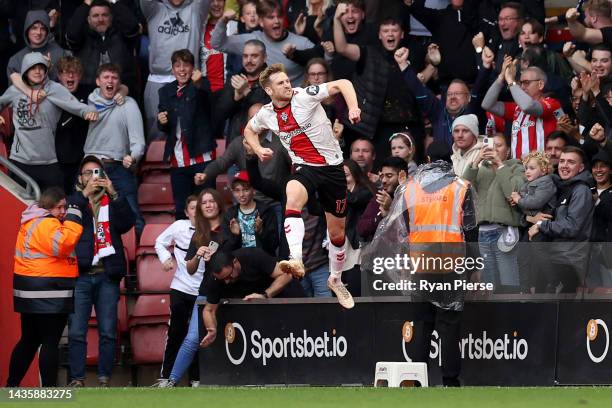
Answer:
[
  {"left": 412, "top": 303, "right": 462, "bottom": 386},
  {"left": 7, "top": 313, "right": 68, "bottom": 387},
  {"left": 161, "top": 289, "right": 197, "bottom": 379},
  {"left": 11, "top": 162, "right": 63, "bottom": 192}
]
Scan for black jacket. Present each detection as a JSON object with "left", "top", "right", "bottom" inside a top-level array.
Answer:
[
  {"left": 65, "top": 2, "right": 140, "bottom": 92},
  {"left": 55, "top": 85, "right": 92, "bottom": 165},
  {"left": 222, "top": 201, "right": 279, "bottom": 257},
  {"left": 407, "top": 2, "right": 477, "bottom": 84},
  {"left": 157, "top": 79, "right": 217, "bottom": 162},
  {"left": 68, "top": 191, "right": 135, "bottom": 281},
  {"left": 592, "top": 187, "right": 612, "bottom": 242},
  {"left": 215, "top": 71, "right": 269, "bottom": 143}
]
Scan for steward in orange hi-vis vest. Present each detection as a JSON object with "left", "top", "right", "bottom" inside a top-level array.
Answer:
[
  {"left": 403, "top": 166, "right": 471, "bottom": 274},
  {"left": 14, "top": 204, "right": 83, "bottom": 313}
]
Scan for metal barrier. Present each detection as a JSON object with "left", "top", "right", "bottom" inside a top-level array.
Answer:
[{"left": 0, "top": 156, "right": 40, "bottom": 201}]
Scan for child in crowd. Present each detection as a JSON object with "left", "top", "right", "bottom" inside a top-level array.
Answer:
[
  {"left": 511, "top": 151, "right": 557, "bottom": 293},
  {"left": 157, "top": 49, "right": 217, "bottom": 218},
  {"left": 222, "top": 170, "right": 279, "bottom": 256},
  {"left": 389, "top": 132, "right": 418, "bottom": 176},
  {"left": 510, "top": 151, "right": 557, "bottom": 234},
  {"left": 154, "top": 195, "right": 205, "bottom": 384}
]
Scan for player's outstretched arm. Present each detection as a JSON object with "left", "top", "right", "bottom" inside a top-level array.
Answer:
[
  {"left": 327, "top": 79, "right": 361, "bottom": 124},
  {"left": 244, "top": 122, "right": 274, "bottom": 161}
]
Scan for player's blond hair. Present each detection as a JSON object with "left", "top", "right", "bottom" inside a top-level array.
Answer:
[
  {"left": 522, "top": 151, "right": 550, "bottom": 174},
  {"left": 259, "top": 63, "right": 286, "bottom": 89}
]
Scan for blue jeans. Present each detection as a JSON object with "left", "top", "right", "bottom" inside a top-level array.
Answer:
[
  {"left": 169, "top": 295, "right": 205, "bottom": 383},
  {"left": 103, "top": 162, "right": 144, "bottom": 236},
  {"left": 478, "top": 227, "right": 519, "bottom": 289},
  {"left": 68, "top": 274, "right": 120, "bottom": 381},
  {"left": 301, "top": 263, "right": 332, "bottom": 297}
]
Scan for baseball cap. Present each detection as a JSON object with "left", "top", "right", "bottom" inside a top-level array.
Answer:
[{"left": 232, "top": 170, "right": 250, "bottom": 185}]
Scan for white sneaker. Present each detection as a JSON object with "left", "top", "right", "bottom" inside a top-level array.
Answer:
[
  {"left": 190, "top": 380, "right": 200, "bottom": 388},
  {"left": 151, "top": 378, "right": 175, "bottom": 388},
  {"left": 278, "top": 259, "right": 305, "bottom": 279},
  {"left": 327, "top": 278, "right": 354, "bottom": 309}
]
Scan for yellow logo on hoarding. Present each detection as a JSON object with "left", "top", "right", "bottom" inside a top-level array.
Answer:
[
  {"left": 402, "top": 321, "right": 414, "bottom": 343},
  {"left": 587, "top": 319, "right": 598, "bottom": 341},
  {"left": 225, "top": 323, "right": 236, "bottom": 344}
]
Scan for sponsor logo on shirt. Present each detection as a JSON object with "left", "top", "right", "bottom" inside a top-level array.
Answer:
[
  {"left": 306, "top": 85, "right": 319, "bottom": 96},
  {"left": 158, "top": 12, "right": 190, "bottom": 36},
  {"left": 279, "top": 122, "right": 312, "bottom": 142}
]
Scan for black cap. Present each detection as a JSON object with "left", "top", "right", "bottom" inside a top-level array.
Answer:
[
  {"left": 79, "top": 155, "right": 104, "bottom": 173},
  {"left": 427, "top": 141, "right": 452, "bottom": 163},
  {"left": 591, "top": 149, "right": 612, "bottom": 167}
]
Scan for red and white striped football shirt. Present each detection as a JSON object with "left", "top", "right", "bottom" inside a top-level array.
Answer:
[
  {"left": 503, "top": 97, "right": 564, "bottom": 159},
  {"left": 248, "top": 84, "right": 343, "bottom": 167},
  {"left": 170, "top": 123, "right": 216, "bottom": 168}
]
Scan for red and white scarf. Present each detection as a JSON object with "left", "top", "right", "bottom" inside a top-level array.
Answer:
[{"left": 91, "top": 194, "right": 115, "bottom": 265}]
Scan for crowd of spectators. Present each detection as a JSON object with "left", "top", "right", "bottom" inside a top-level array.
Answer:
[{"left": 2, "top": 0, "right": 612, "bottom": 387}]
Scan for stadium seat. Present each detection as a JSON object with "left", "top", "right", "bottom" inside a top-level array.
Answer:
[
  {"left": 216, "top": 138, "right": 226, "bottom": 157},
  {"left": 136, "top": 254, "right": 175, "bottom": 293},
  {"left": 140, "top": 140, "right": 169, "bottom": 173},
  {"left": 122, "top": 227, "right": 137, "bottom": 262},
  {"left": 136, "top": 223, "right": 171, "bottom": 257},
  {"left": 86, "top": 327, "right": 100, "bottom": 366},
  {"left": 129, "top": 294, "right": 170, "bottom": 364},
  {"left": 141, "top": 171, "right": 171, "bottom": 184},
  {"left": 216, "top": 174, "right": 234, "bottom": 207},
  {"left": 138, "top": 183, "right": 175, "bottom": 213},
  {"left": 143, "top": 212, "right": 176, "bottom": 225}
]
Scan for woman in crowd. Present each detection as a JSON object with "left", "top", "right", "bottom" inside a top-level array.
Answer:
[
  {"left": 462, "top": 133, "right": 525, "bottom": 293},
  {"left": 153, "top": 189, "right": 232, "bottom": 387},
  {"left": 7, "top": 187, "right": 83, "bottom": 387},
  {"left": 302, "top": 58, "right": 345, "bottom": 133},
  {"left": 153, "top": 195, "right": 206, "bottom": 386},
  {"left": 342, "top": 159, "right": 376, "bottom": 296}
]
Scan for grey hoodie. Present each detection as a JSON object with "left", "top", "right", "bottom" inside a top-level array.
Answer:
[
  {"left": 141, "top": 0, "right": 210, "bottom": 75},
  {"left": 517, "top": 174, "right": 557, "bottom": 217},
  {"left": 84, "top": 89, "right": 145, "bottom": 162},
  {"left": 0, "top": 53, "right": 93, "bottom": 165},
  {"left": 7, "top": 10, "right": 68, "bottom": 81}
]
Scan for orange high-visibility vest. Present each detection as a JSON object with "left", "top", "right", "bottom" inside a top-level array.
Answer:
[
  {"left": 404, "top": 178, "right": 469, "bottom": 273},
  {"left": 14, "top": 211, "right": 82, "bottom": 313},
  {"left": 404, "top": 178, "right": 469, "bottom": 243},
  {"left": 14, "top": 216, "right": 82, "bottom": 278}
]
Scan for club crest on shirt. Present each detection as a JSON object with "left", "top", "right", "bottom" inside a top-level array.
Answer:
[
  {"left": 281, "top": 112, "right": 288, "bottom": 122},
  {"left": 306, "top": 85, "right": 319, "bottom": 96}
]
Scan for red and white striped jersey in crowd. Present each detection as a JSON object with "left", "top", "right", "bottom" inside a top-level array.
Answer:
[
  {"left": 248, "top": 84, "right": 343, "bottom": 167},
  {"left": 170, "top": 132, "right": 216, "bottom": 168},
  {"left": 503, "top": 97, "right": 564, "bottom": 159}
]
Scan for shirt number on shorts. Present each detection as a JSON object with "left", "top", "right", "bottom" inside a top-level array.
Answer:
[{"left": 335, "top": 199, "right": 347, "bottom": 214}]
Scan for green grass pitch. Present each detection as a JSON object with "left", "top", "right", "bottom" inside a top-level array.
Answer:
[{"left": 5, "top": 387, "right": 612, "bottom": 408}]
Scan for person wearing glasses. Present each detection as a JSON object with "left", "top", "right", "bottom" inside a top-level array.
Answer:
[
  {"left": 303, "top": 58, "right": 345, "bottom": 140},
  {"left": 394, "top": 46, "right": 489, "bottom": 148},
  {"left": 481, "top": 56, "right": 564, "bottom": 159},
  {"left": 199, "top": 249, "right": 305, "bottom": 349},
  {"left": 66, "top": 156, "right": 134, "bottom": 387}
]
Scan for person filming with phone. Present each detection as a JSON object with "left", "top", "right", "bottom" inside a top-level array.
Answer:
[{"left": 66, "top": 155, "right": 135, "bottom": 387}]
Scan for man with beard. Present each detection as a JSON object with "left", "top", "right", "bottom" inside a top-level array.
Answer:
[
  {"left": 66, "top": 0, "right": 140, "bottom": 95},
  {"left": 215, "top": 39, "right": 270, "bottom": 144},
  {"left": 334, "top": 8, "right": 422, "bottom": 165},
  {"left": 357, "top": 157, "right": 408, "bottom": 242},
  {"left": 211, "top": 0, "right": 313, "bottom": 86}
]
